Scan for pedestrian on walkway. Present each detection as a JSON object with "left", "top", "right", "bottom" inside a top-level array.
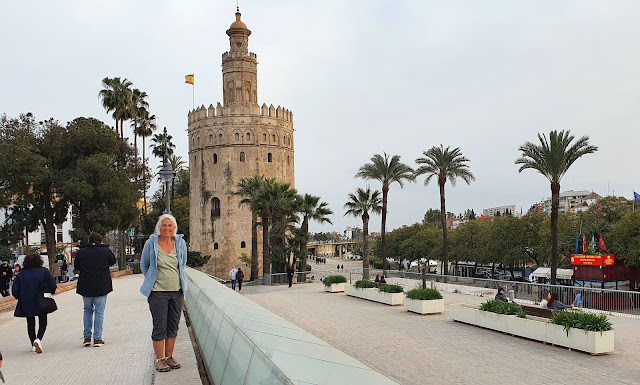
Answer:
[
  {"left": 341, "top": 264, "right": 344, "bottom": 271},
  {"left": 237, "top": 268, "right": 245, "bottom": 293},
  {"left": 286, "top": 265, "right": 294, "bottom": 288},
  {"left": 50, "top": 260, "right": 61, "bottom": 284},
  {"left": 1, "top": 259, "right": 12, "bottom": 297},
  {"left": 337, "top": 264, "right": 340, "bottom": 271},
  {"left": 11, "top": 253, "right": 57, "bottom": 353},
  {"left": 229, "top": 267, "right": 238, "bottom": 290},
  {"left": 140, "top": 214, "right": 188, "bottom": 373},
  {"left": 74, "top": 232, "right": 116, "bottom": 347},
  {"left": 61, "top": 260, "right": 69, "bottom": 283}
]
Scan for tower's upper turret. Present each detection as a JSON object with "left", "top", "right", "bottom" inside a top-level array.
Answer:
[{"left": 222, "top": 10, "right": 257, "bottom": 112}]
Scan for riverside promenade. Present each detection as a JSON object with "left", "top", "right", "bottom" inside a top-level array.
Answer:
[
  {"left": 243, "top": 281, "right": 640, "bottom": 385},
  {"left": 0, "top": 274, "right": 200, "bottom": 385}
]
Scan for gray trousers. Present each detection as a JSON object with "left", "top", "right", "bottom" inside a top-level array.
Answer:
[{"left": 148, "top": 291, "right": 183, "bottom": 341}]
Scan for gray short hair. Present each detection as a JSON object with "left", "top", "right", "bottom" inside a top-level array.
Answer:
[{"left": 154, "top": 214, "right": 178, "bottom": 236}]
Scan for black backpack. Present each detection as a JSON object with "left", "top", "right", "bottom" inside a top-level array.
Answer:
[{"left": 237, "top": 270, "right": 244, "bottom": 279}]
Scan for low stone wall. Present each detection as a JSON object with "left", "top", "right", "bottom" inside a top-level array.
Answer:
[{"left": 0, "top": 269, "right": 133, "bottom": 313}]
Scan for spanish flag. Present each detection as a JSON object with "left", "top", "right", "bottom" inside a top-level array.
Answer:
[{"left": 185, "top": 74, "right": 194, "bottom": 85}]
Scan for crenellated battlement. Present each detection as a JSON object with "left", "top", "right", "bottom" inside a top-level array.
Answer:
[
  {"left": 188, "top": 102, "right": 293, "bottom": 124},
  {"left": 222, "top": 51, "right": 257, "bottom": 60}
]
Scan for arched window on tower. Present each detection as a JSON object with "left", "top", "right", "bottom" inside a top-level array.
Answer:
[
  {"left": 209, "top": 134, "right": 213, "bottom": 143},
  {"left": 241, "top": 241, "right": 246, "bottom": 248},
  {"left": 263, "top": 133, "right": 267, "bottom": 142},
  {"left": 267, "top": 153, "right": 272, "bottom": 162},
  {"left": 211, "top": 197, "right": 221, "bottom": 217},
  {"left": 213, "top": 153, "right": 218, "bottom": 164},
  {"left": 214, "top": 243, "right": 219, "bottom": 250},
  {"left": 219, "top": 133, "right": 223, "bottom": 142},
  {"left": 235, "top": 132, "right": 240, "bottom": 141},
  {"left": 246, "top": 132, "right": 251, "bottom": 141},
  {"left": 239, "top": 152, "right": 245, "bottom": 162},
  {"left": 272, "top": 134, "right": 276, "bottom": 142},
  {"left": 287, "top": 155, "right": 290, "bottom": 165}
]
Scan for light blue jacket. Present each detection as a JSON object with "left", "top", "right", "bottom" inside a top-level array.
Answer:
[{"left": 140, "top": 234, "right": 188, "bottom": 297}]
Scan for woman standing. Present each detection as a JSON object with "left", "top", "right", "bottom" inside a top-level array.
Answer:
[
  {"left": 140, "top": 214, "right": 188, "bottom": 373},
  {"left": 236, "top": 267, "right": 245, "bottom": 293},
  {"left": 12, "top": 253, "right": 57, "bottom": 353}
]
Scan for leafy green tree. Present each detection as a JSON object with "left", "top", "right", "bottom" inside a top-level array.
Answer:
[
  {"left": 538, "top": 212, "right": 580, "bottom": 266},
  {"left": 448, "top": 219, "right": 490, "bottom": 276},
  {"left": 356, "top": 153, "right": 415, "bottom": 270},
  {"left": 344, "top": 186, "right": 382, "bottom": 280},
  {"left": 516, "top": 130, "right": 597, "bottom": 283},
  {"left": 578, "top": 196, "right": 632, "bottom": 238},
  {"left": 296, "top": 193, "right": 333, "bottom": 276},
  {"left": 423, "top": 208, "right": 442, "bottom": 228},
  {"left": 415, "top": 145, "right": 475, "bottom": 275},
  {"left": 386, "top": 223, "right": 424, "bottom": 269},
  {"left": 608, "top": 210, "right": 640, "bottom": 267},
  {"left": 236, "top": 176, "right": 266, "bottom": 281},
  {"left": 0, "top": 245, "right": 13, "bottom": 261}
]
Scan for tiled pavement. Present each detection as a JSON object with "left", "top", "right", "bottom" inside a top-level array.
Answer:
[
  {"left": 0, "top": 274, "right": 200, "bottom": 385},
  {"left": 243, "top": 281, "right": 640, "bottom": 385}
]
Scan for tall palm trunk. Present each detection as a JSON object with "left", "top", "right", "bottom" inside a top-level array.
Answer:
[
  {"left": 362, "top": 212, "right": 370, "bottom": 280},
  {"left": 120, "top": 118, "right": 124, "bottom": 139},
  {"left": 550, "top": 182, "right": 560, "bottom": 284},
  {"left": 262, "top": 215, "right": 270, "bottom": 278},
  {"left": 381, "top": 185, "right": 388, "bottom": 271},
  {"left": 439, "top": 181, "right": 449, "bottom": 275},
  {"left": 299, "top": 218, "right": 309, "bottom": 279},
  {"left": 115, "top": 118, "right": 119, "bottom": 136},
  {"left": 44, "top": 201, "right": 57, "bottom": 271},
  {"left": 142, "top": 136, "right": 147, "bottom": 213},
  {"left": 250, "top": 213, "right": 258, "bottom": 281}
]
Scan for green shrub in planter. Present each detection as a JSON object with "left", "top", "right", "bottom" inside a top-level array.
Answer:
[
  {"left": 323, "top": 275, "right": 347, "bottom": 287},
  {"left": 133, "top": 262, "right": 142, "bottom": 274},
  {"left": 479, "top": 300, "right": 526, "bottom": 318},
  {"left": 550, "top": 309, "right": 613, "bottom": 335},
  {"left": 379, "top": 284, "right": 403, "bottom": 293},
  {"left": 355, "top": 279, "right": 376, "bottom": 289},
  {"left": 406, "top": 288, "right": 442, "bottom": 300}
]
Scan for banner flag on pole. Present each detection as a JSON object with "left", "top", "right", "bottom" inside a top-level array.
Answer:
[
  {"left": 589, "top": 234, "right": 596, "bottom": 254},
  {"left": 634, "top": 191, "right": 640, "bottom": 203},
  {"left": 582, "top": 234, "right": 587, "bottom": 253},
  {"left": 185, "top": 74, "right": 194, "bottom": 85},
  {"left": 599, "top": 233, "right": 608, "bottom": 252},
  {"left": 574, "top": 234, "right": 579, "bottom": 254}
]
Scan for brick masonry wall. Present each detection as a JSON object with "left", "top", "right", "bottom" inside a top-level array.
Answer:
[{"left": 0, "top": 269, "right": 133, "bottom": 313}]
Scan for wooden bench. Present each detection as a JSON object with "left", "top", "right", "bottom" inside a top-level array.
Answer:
[{"left": 521, "top": 304, "right": 553, "bottom": 318}]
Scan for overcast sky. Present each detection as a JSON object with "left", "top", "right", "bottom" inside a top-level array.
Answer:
[{"left": 2, "top": 1, "right": 639, "bottom": 234}]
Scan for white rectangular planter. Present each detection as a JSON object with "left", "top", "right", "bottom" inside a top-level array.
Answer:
[
  {"left": 344, "top": 285, "right": 377, "bottom": 301},
  {"left": 404, "top": 298, "right": 444, "bottom": 314},
  {"left": 324, "top": 283, "right": 346, "bottom": 293},
  {"left": 476, "top": 310, "right": 510, "bottom": 333},
  {"left": 377, "top": 291, "right": 404, "bottom": 306},
  {"left": 449, "top": 304, "right": 477, "bottom": 325},
  {"left": 507, "top": 315, "right": 548, "bottom": 342},
  {"left": 546, "top": 323, "right": 614, "bottom": 355}
]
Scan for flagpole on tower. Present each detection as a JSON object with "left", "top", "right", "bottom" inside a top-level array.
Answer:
[{"left": 192, "top": 73, "right": 195, "bottom": 110}]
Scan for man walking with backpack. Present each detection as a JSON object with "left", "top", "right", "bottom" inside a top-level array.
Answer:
[
  {"left": 74, "top": 232, "right": 116, "bottom": 347},
  {"left": 229, "top": 267, "right": 238, "bottom": 291}
]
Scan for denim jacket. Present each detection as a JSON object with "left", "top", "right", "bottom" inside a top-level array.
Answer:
[{"left": 140, "top": 234, "right": 188, "bottom": 297}]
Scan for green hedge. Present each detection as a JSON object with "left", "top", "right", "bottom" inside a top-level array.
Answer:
[
  {"left": 355, "top": 279, "right": 376, "bottom": 289},
  {"left": 406, "top": 288, "right": 442, "bottom": 300},
  {"left": 323, "top": 275, "right": 347, "bottom": 287},
  {"left": 479, "top": 300, "right": 525, "bottom": 318},
  {"left": 369, "top": 257, "right": 383, "bottom": 269},
  {"left": 550, "top": 310, "right": 612, "bottom": 334},
  {"left": 379, "top": 284, "right": 403, "bottom": 293},
  {"left": 295, "top": 260, "right": 313, "bottom": 271}
]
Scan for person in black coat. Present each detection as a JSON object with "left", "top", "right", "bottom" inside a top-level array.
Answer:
[
  {"left": 1, "top": 259, "right": 13, "bottom": 297},
  {"left": 12, "top": 253, "right": 57, "bottom": 353},
  {"left": 74, "top": 232, "right": 116, "bottom": 347}
]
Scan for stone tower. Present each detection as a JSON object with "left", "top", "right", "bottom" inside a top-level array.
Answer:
[{"left": 188, "top": 10, "right": 295, "bottom": 278}]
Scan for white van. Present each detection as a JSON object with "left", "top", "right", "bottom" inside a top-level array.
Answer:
[{"left": 15, "top": 254, "right": 50, "bottom": 270}]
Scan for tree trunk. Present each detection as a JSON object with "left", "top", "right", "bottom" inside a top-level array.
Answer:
[
  {"left": 550, "top": 181, "right": 560, "bottom": 284},
  {"left": 133, "top": 122, "right": 138, "bottom": 158},
  {"left": 115, "top": 118, "right": 119, "bottom": 136},
  {"left": 299, "top": 217, "right": 309, "bottom": 281},
  {"left": 421, "top": 264, "right": 427, "bottom": 289},
  {"left": 262, "top": 215, "right": 270, "bottom": 276},
  {"left": 439, "top": 181, "right": 449, "bottom": 275},
  {"left": 142, "top": 136, "right": 147, "bottom": 213},
  {"left": 120, "top": 118, "right": 124, "bottom": 139},
  {"left": 381, "top": 185, "right": 388, "bottom": 271},
  {"left": 250, "top": 213, "right": 258, "bottom": 281},
  {"left": 43, "top": 201, "right": 57, "bottom": 271},
  {"left": 362, "top": 212, "right": 370, "bottom": 280}
]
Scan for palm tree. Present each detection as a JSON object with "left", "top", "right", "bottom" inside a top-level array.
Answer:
[
  {"left": 151, "top": 130, "right": 175, "bottom": 162},
  {"left": 129, "top": 88, "right": 149, "bottom": 158},
  {"left": 297, "top": 194, "right": 333, "bottom": 276},
  {"left": 136, "top": 114, "right": 157, "bottom": 212},
  {"left": 415, "top": 145, "right": 475, "bottom": 276},
  {"left": 515, "top": 130, "right": 597, "bottom": 284},
  {"left": 98, "top": 77, "right": 132, "bottom": 139},
  {"left": 236, "top": 176, "right": 267, "bottom": 281},
  {"left": 168, "top": 154, "right": 186, "bottom": 208},
  {"left": 344, "top": 186, "right": 382, "bottom": 280},
  {"left": 356, "top": 153, "right": 414, "bottom": 270}
]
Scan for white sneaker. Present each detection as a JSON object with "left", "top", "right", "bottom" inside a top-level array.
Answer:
[
  {"left": 31, "top": 345, "right": 36, "bottom": 352},
  {"left": 33, "top": 338, "right": 42, "bottom": 353}
]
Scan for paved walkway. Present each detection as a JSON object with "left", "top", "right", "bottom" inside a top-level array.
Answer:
[
  {"left": 243, "top": 282, "right": 640, "bottom": 385},
  {"left": 0, "top": 274, "right": 200, "bottom": 385}
]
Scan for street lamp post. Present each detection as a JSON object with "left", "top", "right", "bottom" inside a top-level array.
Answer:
[{"left": 157, "top": 127, "right": 175, "bottom": 214}]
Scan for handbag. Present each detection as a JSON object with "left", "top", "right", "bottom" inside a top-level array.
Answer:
[{"left": 38, "top": 269, "right": 58, "bottom": 314}]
